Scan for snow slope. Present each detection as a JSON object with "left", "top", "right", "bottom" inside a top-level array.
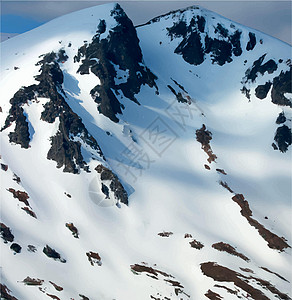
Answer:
[{"left": 0, "top": 3, "right": 291, "bottom": 300}]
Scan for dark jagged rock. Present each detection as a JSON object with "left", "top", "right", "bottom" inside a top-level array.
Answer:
[
  {"left": 37, "top": 52, "right": 104, "bottom": 173},
  {"left": 196, "top": 125, "right": 217, "bottom": 163},
  {"left": 95, "top": 164, "right": 128, "bottom": 205},
  {"left": 276, "top": 112, "right": 286, "bottom": 124},
  {"left": 22, "top": 277, "right": 44, "bottom": 286},
  {"left": 43, "top": 245, "right": 66, "bottom": 263},
  {"left": 8, "top": 188, "right": 30, "bottom": 206},
  {"left": 246, "top": 32, "right": 256, "bottom": 51},
  {"left": 175, "top": 31, "right": 204, "bottom": 66},
  {"left": 49, "top": 281, "right": 63, "bottom": 292},
  {"left": 230, "top": 30, "right": 242, "bottom": 57},
  {"left": 22, "top": 207, "right": 37, "bottom": 218},
  {"left": 1, "top": 85, "right": 35, "bottom": 148},
  {"left": 274, "top": 125, "right": 291, "bottom": 153},
  {"left": 65, "top": 223, "right": 79, "bottom": 238},
  {"left": 75, "top": 4, "right": 157, "bottom": 122},
  {"left": 167, "top": 16, "right": 242, "bottom": 66},
  {"left": 212, "top": 242, "right": 249, "bottom": 261},
  {"left": 232, "top": 194, "right": 290, "bottom": 251},
  {"left": 101, "top": 183, "right": 110, "bottom": 198},
  {"left": 0, "top": 223, "right": 14, "bottom": 243},
  {"left": 189, "top": 239, "right": 204, "bottom": 249},
  {"left": 86, "top": 251, "right": 102, "bottom": 266},
  {"left": 0, "top": 284, "right": 18, "bottom": 300},
  {"left": 8, "top": 107, "right": 30, "bottom": 148},
  {"left": 271, "top": 69, "right": 292, "bottom": 107},
  {"left": 255, "top": 82, "right": 272, "bottom": 99},
  {"left": 205, "top": 36, "right": 233, "bottom": 66},
  {"left": 167, "top": 85, "right": 188, "bottom": 103},
  {"left": 2, "top": 51, "right": 104, "bottom": 173},
  {"left": 10, "top": 243, "right": 22, "bottom": 253},
  {"left": 245, "top": 54, "right": 277, "bottom": 83},
  {"left": 201, "top": 262, "right": 270, "bottom": 300},
  {"left": 1, "top": 163, "right": 8, "bottom": 171}
]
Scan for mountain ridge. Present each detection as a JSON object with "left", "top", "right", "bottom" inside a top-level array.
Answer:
[{"left": 0, "top": 3, "right": 291, "bottom": 300}]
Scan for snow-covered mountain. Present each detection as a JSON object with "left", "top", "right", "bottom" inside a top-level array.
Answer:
[{"left": 0, "top": 3, "right": 291, "bottom": 300}]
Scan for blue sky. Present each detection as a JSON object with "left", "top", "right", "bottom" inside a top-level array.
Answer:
[
  {"left": 1, "top": 14, "right": 44, "bottom": 33},
  {"left": 1, "top": 1, "right": 291, "bottom": 44}
]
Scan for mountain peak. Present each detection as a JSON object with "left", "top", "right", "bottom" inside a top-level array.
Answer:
[{"left": 0, "top": 3, "right": 291, "bottom": 300}]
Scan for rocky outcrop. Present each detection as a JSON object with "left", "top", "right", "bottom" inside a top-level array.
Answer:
[
  {"left": 189, "top": 239, "right": 204, "bottom": 249},
  {"left": 95, "top": 164, "right": 128, "bottom": 205},
  {"left": 274, "top": 125, "right": 291, "bottom": 153},
  {"left": 43, "top": 245, "right": 66, "bottom": 263},
  {"left": 65, "top": 223, "right": 79, "bottom": 238},
  {"left": 212, "top": 242, "right": 249, "bottom": 261},
  {"left": 2, "top": 51, "right": 104, "bottom": 173},
  {"left": 246, "top": 32, "right": 257, "bottom": 51},
  {"left": 0, "top": 223, "right": 14, "bottom": 243},
  {"left": 196, "top": 125, "right": 217, "bottom": 163},
  {"left": 75, "top": 4, "right": 157, "bottom": 122},
  {"left": 10, "top": 243, "right": 22, "bottom": 254},
  {"left": 86, "top": 251, "right": 102, "bottom": 266},
  {"left": 22, "top": 277, "right": 44, "bottom": 286},
  {"left": 255, "top": 82, "right": 272, "bottom": 99},
  {"left": 131, "top": 263, "right": 190, "bottom": 298},
  {"left": 166, "top": 13, "right": 243, "bottom": 66},
  {"left": 271, "top": 68, "right": 292, "bottom": 107},
  {"left": 0, "top": 284, "right": 18, "bottom": 300},
  {"left": 244, "top": 54, "right": 277, "bottom": 83},
  {"left": 232, "top": 194, "right": 290, "bottom": 251}
]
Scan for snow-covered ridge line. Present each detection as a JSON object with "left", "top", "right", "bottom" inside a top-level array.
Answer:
[{"left": 0, "top": 2, "right": 291, "bottom": 300}]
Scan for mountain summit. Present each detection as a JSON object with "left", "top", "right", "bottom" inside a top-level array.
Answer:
[{"left": 0, "top": 3, "right": 291, "bottom": 300}]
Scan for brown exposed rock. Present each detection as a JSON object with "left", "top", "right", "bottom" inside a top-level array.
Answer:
[
  {"left": 219, "top": 181, "right": 233, "bottom": 193},
  {"left": 1, "top": 163, "right": 8, "bottom": 171},
  {"left": 131, "top": 263, "right": 189, "bottom": 298},
  {"left": 212, "top": 242, "right": 249, "bottom": 261},
  {"left": 0, "top": 283, "right": 18, "bottom": 300},
  {"left": 250, "top": 276, "right": 291, "bottom": 300},
  {"left": 201, "top": 262, "right": 269, "bottom": 300},
  {"left": 196, "top": 125, "right": 217, "bottom": 163},
  {"left": 22, "top": 277, "right": 44, "bottom": 286},
  {"left": 189, "top": 239, "right": 204, "bottom": 249},
  {"left": 65, "top": 223, "right": 79, "bottom": 238},
  {"left": 205, "top": 289, "right": 222, "bottom": 300},
  {"left": 202, "top": 262, "right": 292, "bottom": 300},
  {"left": 86, "top": 251, "right": 102, "bottom": 266},
  {"left": 131, "top": 263, "right": 173, "bottom": 279},
  {"left": 158, "top": 231, "right": 173, "bottom": 237},
  {"left": 260, "top": 267, "right": 289, "bottom": 282},
  {"left": 49, "top": 281, "right": 63, "bottom": 291},
  {"left": 216, "top": 168, "right": 227, "bottom": 175},
  {"left": 7, "top": 188, "right": 30, "bottom": 206},
  {"left": 79, "top": 295, "right": 90, "bottom": 300},
  {"left": 232, "top": 194, "right": 290, "bottom": 251},
  {"left": 27, "top": 245, "right": 37, "bottom": 252},
  {"left": 43, "top": 245, "right": 66, "bottom": 263},
  {"left": 13, "top": 174, "right": 21, "bottom": 184},
  {"left": 204, "top": 164, "right": 210, "bottom": 170},
  {"left": 0, "top": 223, "right": 14, "bottom": 243},
  {"left": 184, "top": 233, "right": 192, "bottom": 238},
  {"left": 240, "top": 267, "right": 254, "bottom": 273},
  {"left": 214, "top": 284, "right": 238, "bottom": 295},
  {"left": 22, "top": 207, "right": 37, "bottom": 218},
  {"left": 46, "top": 294, "right": 61, "bottom": 300}
]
